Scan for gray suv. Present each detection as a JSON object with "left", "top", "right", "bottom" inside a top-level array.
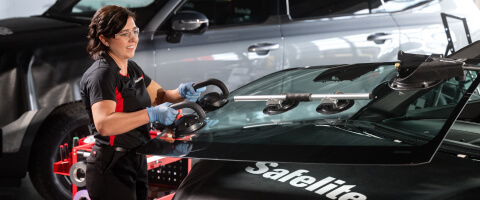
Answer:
[{"left": 1, "top": 0, "right": 479, "bottom": 200}]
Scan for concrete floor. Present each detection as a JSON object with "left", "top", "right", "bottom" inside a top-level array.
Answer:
[
  {"left": 0, "top": 173, "right": 45, "bottom": 200},
  {"left": 0, "top": 159, "right": 199, "bottom": 200}
]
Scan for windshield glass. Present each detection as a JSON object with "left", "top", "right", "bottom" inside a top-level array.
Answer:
[
  {"left": 208, "top": 64, "right": 395, "bottom": 130},
  {"left": 170, "top": 62, "right": 479, "bottom": 164}
]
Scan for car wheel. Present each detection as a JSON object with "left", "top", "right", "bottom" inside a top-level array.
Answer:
[{"left": 29, "top": 102, "right": 91, "bottom": 200}]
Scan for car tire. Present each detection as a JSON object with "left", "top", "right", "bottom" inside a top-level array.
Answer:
[{"left": 29, "top": 102, "right": 91, "bottom": 200}]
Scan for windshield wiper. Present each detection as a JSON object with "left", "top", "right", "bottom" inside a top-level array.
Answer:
[{"left": 439, "top": 139, "right": 480, "bottom": 160}]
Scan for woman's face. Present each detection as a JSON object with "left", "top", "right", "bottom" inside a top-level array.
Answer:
[{"left": 108, "top": 16, "right": 138, "bottom": 60}]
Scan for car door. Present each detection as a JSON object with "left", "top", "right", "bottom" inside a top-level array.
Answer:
[
  {"left": 281, "top": 0, "right": 400, "bottom": 68},
  {"left": 388, "top": 0, "right": 480, "bottom": 56},
  {"left": 151, "top": 0, "right": 283, "bottom": 91}
]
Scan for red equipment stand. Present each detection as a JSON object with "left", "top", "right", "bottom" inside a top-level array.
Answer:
[{"left": 53, "top": 131, "right": 191, "bottom": 200}]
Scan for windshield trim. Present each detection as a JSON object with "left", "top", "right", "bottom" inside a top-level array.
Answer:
[{"left": 423, "top": 73, "right": 480, "bottom": 162}]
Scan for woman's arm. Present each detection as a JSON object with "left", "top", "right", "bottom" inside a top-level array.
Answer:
[
  {"left": 147, "top": 80, "right": 184, "bottom": 106},
  {"left": 91, "top": 100, "right": 150, "bottom": 136}
]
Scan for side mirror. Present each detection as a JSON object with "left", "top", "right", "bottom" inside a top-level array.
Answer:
[{"left": 167, "top": 11, "right": 209, "bottom": 43}]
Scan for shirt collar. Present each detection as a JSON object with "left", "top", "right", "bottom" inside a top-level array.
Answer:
[{"left": 103, "top": 53, "right": 122, "bottom": 73}]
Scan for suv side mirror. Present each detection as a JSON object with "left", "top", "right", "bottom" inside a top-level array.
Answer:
[{"left": 167, "top": 11, "right": 209, "bottom": 43}]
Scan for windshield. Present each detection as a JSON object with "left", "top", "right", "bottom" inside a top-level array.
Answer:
[
  {"left": 139, "top": 62, "right": 480, "bottom": 164},
  {"left": 207, "top": 64, "right": 395, "bottom": 130},
  {"left": 198, "top": 64, "right": 476, "bottom": 162},
  {"left": 44, "top": 0, "right": 167, "bottom": 27}
]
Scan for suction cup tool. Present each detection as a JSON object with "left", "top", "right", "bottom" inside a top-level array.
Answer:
[
  {"left": 263, "top": 100, "right": 299, "bottom": 115},
  {"left": 316, "top": 92, "right": 354, "bottom": 114},
  {"left": 169, "top": 101, "right": 206, "bottom": 138},
  {"left": 193, "top": 78, "right": 230, "bottom": 112}
]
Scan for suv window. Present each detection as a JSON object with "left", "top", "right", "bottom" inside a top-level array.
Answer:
[
  {"left": 288, "top": 0, "right": 370, "bottom": 19},
  {"left": 370, "top": 0, "right": 433, "bottom": 13},
  {"left": 288, "top": 0, "right": 433, "bottom": 19},
  {"left": 178, "top": 0, "right": 271, "bottom": 28},
  {"left": 45, "top": 0, "right": 166, "bottom": 28},
  {"left": 72, "top": 0, "right": 155, "bottom": 13}
]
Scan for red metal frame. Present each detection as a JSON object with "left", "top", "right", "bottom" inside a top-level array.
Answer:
[{"left": 53, "top": 130, "right": 191, "bottom": 200}]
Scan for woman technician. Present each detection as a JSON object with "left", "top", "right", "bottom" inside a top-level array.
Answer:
[{"left": 80, "top": 5, "right": 205, "bottom": 200}]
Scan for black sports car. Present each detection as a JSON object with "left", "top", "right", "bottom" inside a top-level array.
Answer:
[{"left": 139, "top": 42, "right": 480, "bottom": 200}]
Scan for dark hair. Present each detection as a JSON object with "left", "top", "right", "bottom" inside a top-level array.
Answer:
[{"left": 87, "top": 5, "right": 136, "bottom": 60}]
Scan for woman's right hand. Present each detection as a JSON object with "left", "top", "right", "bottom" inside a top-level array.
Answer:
[{"left": 146, "top": 102, "right": 179, "bottom": 125}]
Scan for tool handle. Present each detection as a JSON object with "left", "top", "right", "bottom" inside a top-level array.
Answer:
[
  {"left": 64, "top": 143, "right": 69, "bottom": 160},
  {"left": 192, "top": 78, "right": 229, "bottom": 99},
  {"left": 169, "top": 101, "right": 206, "bottom": 122},
  {"left": 59, "top": 145, "right": 64, "bottom": 161}
]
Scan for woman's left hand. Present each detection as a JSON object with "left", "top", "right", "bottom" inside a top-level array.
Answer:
[{"left": 178, "top": 82, "right": 206, "bottom": 102}]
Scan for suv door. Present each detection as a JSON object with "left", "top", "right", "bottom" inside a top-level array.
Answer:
[
  {"left": 152, "top": 0, "right": 283, "bottom": 91},
  {"left": 281, "top": 0, "right": 400, "bottom": 68},
  {"left": 388, "top": 0, "right": 480, "bottom": 55}
]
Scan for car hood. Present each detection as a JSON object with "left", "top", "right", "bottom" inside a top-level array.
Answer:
[
  {"left": 174, "top": 153, "right": 480, "bottom": 200},
  {"left": 0, "top": 16, "right": 87, "bottom": 51}
]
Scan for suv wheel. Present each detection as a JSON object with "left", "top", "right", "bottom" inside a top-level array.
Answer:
[{"left": 29, "top": 102, "right": 91, "bottom": 200}]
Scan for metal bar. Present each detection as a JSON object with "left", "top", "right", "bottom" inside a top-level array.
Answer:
[
  {"left": 310, "top": 93, "right": 372, "bottom": 100},
  {"left": 234, "top": 95, "right": 287, "bottom": 101},
  {"left": 441, "top": 13, "right": 455, "bottom": 55},
  {"left": 441, "top": 12, "right": 473, "bottom": 56},
  {"left": 463, "top": 65, "right": 480, "bottom": 71},
  {"left": 462, "top": 17, "right": 472, "bottom": 44},
  {"left": 234, "top": 93, "right": 371, "bottom": 101}
]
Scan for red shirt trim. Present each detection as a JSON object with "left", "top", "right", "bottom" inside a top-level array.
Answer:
[{"left": 111, "top": 87, "right": 124, "bottom": 146}]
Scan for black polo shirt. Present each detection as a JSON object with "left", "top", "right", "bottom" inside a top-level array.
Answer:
[{"left": 80, "top": 54, "right": 152, "bottom": 149}]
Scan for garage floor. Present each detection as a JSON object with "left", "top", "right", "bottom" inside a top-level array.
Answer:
[{"left": 0, "top": 173, "right": 44, "bottom": 200}]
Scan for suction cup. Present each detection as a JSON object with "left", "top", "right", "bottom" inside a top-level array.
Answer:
[
  {"left": 388, "top": 78, "right": 443, "bottom": 90},
  {"left": 316, "top": 99, "right": 354, "bottom": 115},
  {"left": 263, "top": 100, "right": 299, "bottom": 115},
  {"left": 197, "top": 92, "right": 229, "bottom": 112},
  {"left": 193, "top": 78, "right": 230, "bottom": 112},
  {"left": 173, "top": 115, "right": 206, "bottom": 138}
]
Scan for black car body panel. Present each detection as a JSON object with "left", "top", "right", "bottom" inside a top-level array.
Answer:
[{"left": 174, "top": 152, "right": 480, "bottom": 200}]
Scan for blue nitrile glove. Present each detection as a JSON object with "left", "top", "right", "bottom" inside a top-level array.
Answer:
[
  {"left": 178, "top": 82, "right": 207, "bottom": 102},
  {"left": 146, "top": 102, "right": 178, "bottom": 125},
  {"left": 166, "top": 143, "right": 193, "bottom": 157}
]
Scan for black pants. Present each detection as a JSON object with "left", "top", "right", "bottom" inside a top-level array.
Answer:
[{"left": 86, "top": 145, "right": 148, "bottom": 200}]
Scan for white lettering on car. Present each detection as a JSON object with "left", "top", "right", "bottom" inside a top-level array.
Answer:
[{"left": 245, "top": 162, "right": 367, "bottom": 200}]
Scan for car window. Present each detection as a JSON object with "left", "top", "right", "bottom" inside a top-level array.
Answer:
[
  {"left": 288, "top": 0, "right": 371, "bottom": 19},
  {"left": 178, "top": 0, "right": 271, "bottom": 28},
  {"left": 44, "top": 0, "right": 167, "bottom": 28},
  {"left": 408, "top": 74, "right": 476, "bottom": 111},
  {"left": 287, "top": 0, "right": 433, "bottom": 19},
  {"left": 72, "top": 0, "right": 155, "bottom": 13},
  {"left": 370, "top": 0, "right": 433, "bottom": 13}
]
